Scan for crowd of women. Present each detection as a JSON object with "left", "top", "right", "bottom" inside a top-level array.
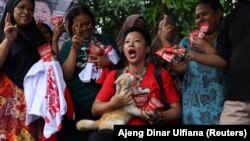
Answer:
[{"left": 0, "top": 0, "right": 249, "bottom": 141}]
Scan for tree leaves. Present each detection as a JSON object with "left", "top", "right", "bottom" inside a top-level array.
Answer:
[{"left": 78, "top": 0, "right": 236, "bottom": 41}]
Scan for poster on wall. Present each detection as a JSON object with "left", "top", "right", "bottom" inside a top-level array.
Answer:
[
  {"left": 0, "top": 0, "right": 6, "bottom": 18},
  {"left": 34, "top": 0, "right": 76, "bottom": 28},
  {"left": 0, "top": 0, "right": 76, "bottom": 28}
]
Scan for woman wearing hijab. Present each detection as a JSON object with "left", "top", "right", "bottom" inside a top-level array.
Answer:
[
  {"left": 116, "top": 14, "right": 147, "bottom": 52},
  {"left": 0, "top": 0, "right": 50, "bottom": 140}
]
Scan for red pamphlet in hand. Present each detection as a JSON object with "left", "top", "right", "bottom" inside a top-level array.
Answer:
[
  {"left": 189, "top": 21, "right": 209, "bottom": 48},
  {"left": 155, "top": 45, "right": 188, "bottom": 64},
  {"left": 89, "top": 41, "right": 105, "bottom": 61},
  {"left": 51, "top": 16, "right": 63, "bottom": 27}
]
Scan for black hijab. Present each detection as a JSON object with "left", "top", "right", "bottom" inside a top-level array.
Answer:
[{"left": 0, "top": 0, "right": 47, "bottom": 88}]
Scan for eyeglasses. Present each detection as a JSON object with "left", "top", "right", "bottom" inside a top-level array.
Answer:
[{"left": 15, "top": 4, "right": 34, "bottom": 13}]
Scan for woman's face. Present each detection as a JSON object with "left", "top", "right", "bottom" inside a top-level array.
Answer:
[
  {"left": 123, "top": 31, "right": 149, "bottom": 65},
  {"left": 72, "top": 13, "right": 93, "bottom": 40},
  {"left": 13, "top": 0, "right": 34, "bottom": 26},
  {"left": 34, "top": 1, "right": 51, "bottom": 24},
  {"left": 195, "top": 3, "right": 222, "bottom": 34}
]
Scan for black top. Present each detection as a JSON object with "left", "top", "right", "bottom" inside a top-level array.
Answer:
[
  {"left": 217, "top": 2, "right": 250, "bottom": 100},
  {"left": 0, "top": 0, "right": 47, "bottom": 88}
]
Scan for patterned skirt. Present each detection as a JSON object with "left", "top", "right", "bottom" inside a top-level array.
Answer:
[{"left": 0, "top": 72, "right": 44, "bottom": 141}]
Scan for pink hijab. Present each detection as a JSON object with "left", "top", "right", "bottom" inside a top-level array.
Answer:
[{"left": 116, "top": 14, "right": 145, "bottom": 51}]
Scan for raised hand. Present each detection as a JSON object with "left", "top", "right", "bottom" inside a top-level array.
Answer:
[
  {"left": 4, "top": 13, "right": 18, "bottom": 42},
  {"left": 52, "top": 19, "right": 65, "bottom": 56},
  {"left": 52, "top": 18, "right": 65, "bottom": 43},
  {"left": 159, "top": 14, "right": 174, "bottom": 45},
  {"left": 53, "top": 18, "right": 65, "bottom": 39},
  {"left": 72, "top": 24, "right": 84, "bottom": 49}
]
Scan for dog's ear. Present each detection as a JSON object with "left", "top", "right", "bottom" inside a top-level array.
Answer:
[
  {"left": 115, "top": 73, "right": 128, "bottom": 84},
  {"left": 115, "top": 73, "right": 133, "bottom": 87},
  {"left": 114, "top": 73, "right": 135, "bottom": 92},
  {"left": 115, "top": 73, "right": 127, "bottom": 91}
]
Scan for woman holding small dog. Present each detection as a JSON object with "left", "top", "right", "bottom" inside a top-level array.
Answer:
[{"left": 88, "top": 27, "right": 181, "bottom": 141}]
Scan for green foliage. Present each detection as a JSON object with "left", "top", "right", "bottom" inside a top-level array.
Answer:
[{"left": 77, "top": 0, "right": 236, "bottom": 41}]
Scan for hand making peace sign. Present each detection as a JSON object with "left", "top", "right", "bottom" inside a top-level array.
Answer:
[
  {"left": 4, "top": 13, "right": 18, "bottom": 42},
  {"left": 71, "top": 23, "right": 84, "bottom": 49}
]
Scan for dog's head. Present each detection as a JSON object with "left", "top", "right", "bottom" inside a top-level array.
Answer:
[{"left": 115, "top": 73, "right": 135, "bottom": 91}]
